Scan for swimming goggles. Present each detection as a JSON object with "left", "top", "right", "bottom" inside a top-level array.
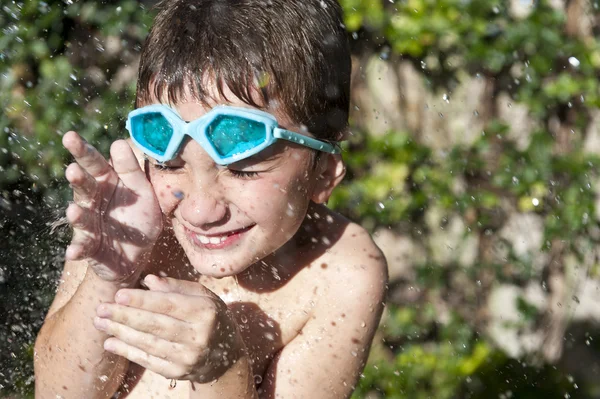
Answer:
[{"left": 126, "top": 104, "right": 340, "bottom": 165}]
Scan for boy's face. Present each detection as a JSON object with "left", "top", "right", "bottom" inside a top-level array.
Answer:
[{"left": 138, "top": 86, "right": 343, "bottom": 277}]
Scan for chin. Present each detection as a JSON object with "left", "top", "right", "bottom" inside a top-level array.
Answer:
[{"left": 175, "top": 242, "right": 248, "bottom": 277}]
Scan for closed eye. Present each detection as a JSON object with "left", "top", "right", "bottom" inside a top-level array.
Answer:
[
  {"left": 150, "top": 161, "right": 183, "bottom": 171},
  {"left": 227, "top": 169, "right": 259, "bottom": 179}
]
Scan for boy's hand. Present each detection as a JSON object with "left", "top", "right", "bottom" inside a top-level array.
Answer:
[
  {"left": 63, "top": 131, "right": 163, "bottom": 284},
  {"left": 93, "top": 275, "right": 245, "bottom": 382}
]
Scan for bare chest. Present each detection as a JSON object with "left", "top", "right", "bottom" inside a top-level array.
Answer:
[{"left": 113, "top": 276, "right": 317, "bottom": 398}]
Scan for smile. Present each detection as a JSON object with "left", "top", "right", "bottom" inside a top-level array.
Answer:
[{"left": 185, "top": 225, "right": 255, "bottom": 249}]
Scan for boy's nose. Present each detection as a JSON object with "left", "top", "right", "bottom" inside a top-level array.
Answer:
[{"left": 178, "top": 190, "right": 228, "bottom": 228}]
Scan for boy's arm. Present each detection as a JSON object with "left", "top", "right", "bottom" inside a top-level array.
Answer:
[
  {"left": 35, "top": 131, "right": 162, "bottom": 398},
  {"left": 259, "top": 252, "right": 388, "bottom": 399},
  {"left": 34, "top": 260, "right": 132, "bottom": 398},
  {"left": 187, "top": 350, "right": 259, "bottom": 399}
]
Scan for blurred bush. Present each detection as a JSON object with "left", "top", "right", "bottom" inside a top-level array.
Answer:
[{"left": 2, "top": 0, "right": 600, "bottom": 397}]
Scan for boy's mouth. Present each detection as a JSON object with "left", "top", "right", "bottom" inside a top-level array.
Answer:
[{"left": 185, "top": 225, "right": 255, "bottom": 249}]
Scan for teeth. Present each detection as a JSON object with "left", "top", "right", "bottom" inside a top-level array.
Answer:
[{"left": 196, "top": 234, "right": 229, "bottom": 245}]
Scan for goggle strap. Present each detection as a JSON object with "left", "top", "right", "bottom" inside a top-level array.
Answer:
[{"left": 273, "top": 128, "right": 341, "bottom": 154}]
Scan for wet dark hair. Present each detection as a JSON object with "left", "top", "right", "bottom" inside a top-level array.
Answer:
[{"left": 135, "top": 0, "right": 351, "bottom": 142}]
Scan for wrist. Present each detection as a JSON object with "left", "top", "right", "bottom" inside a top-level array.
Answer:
[
  {"left": 193, "top": 317, "right": 247, "bottom": 384},
  {"left": 189, "top": 352, "right": 257, "bottom": 399},
  {"left": 85, "top": 263, "right": 142, "bottom": 289}
]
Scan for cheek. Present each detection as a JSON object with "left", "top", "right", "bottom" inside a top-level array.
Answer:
[
  {"left": 247, "top": 175, "right": 313, "bottom": 223},
  {"left": 150, "top": 174, "right": 186, "bottom": 213}
]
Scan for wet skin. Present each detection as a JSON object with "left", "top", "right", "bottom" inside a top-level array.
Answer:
[{"left": 34, "top": 89, "right": 388, "bottom": 399}]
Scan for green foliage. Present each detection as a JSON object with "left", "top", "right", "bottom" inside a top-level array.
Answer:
[
  {"left": 332, "top": 128, "right": 600, "bottom": 259},
  {"left": 332, "top": 1, "right": 600, "bottom": 397},
  {"left": 0, "top": 0, "right": 153, "bottom": 203},
  {"left": 0, "top": 1, "right": 154, "bottom": 395},
  {"left": 341, "top": 0, "right": 600, "bottom": 117},
  {"left": 3, "top": 0, "right": 600, "bottom": 398},
  {"left": 353, "top": 304, "right": 578, "bottom": 398}
]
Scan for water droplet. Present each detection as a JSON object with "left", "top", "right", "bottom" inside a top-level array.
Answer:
[
  {"left": 532, "top": 198, "right": 539, "bottom": 206},
  {"left": 264, "top": 332, "right": 275, "bottom": 341},
  {"left": 254, "top": 375, "right": 263, "bottom": 384},
  {"left": 568, "top": 57, "right": 580, "bottom": 68},
  {"left": 240, "top": 314, "right": 248, "bottom": 324},
  {"left": 379, "top": 46, "right": 390, "bottom": 60}
]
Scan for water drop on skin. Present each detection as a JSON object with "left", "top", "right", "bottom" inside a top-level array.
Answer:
[{"left": 264, "top": 332, "right": 275, "bottom": 341}]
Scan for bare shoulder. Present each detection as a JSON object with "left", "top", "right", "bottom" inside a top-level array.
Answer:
[
  {"left": 317, "top": 208, "right": 388, "bottom": 311},
  {"left": 261, "top": 209, "right": 388, "bottom": 398}
]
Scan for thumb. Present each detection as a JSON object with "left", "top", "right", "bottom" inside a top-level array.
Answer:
[{"left": 143, "top": 274, "right": 214, "bottom": 297}]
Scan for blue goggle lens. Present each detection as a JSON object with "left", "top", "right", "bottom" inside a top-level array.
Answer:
[
  {"left": 207, "top": 115, "right": 267, "bottom": 158},
  {"left": 131, "top": 112, "right": 173, "bottom": 156}
]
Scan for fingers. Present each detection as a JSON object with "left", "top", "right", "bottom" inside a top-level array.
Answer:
[
  {"left": 102, "top": 337, "right": 186, "bottom": 379},
  {"left": 65, "top": 203, "right": 99, "bottom": 260},
  {"left": 143, "top": 274, "right": 216, "bottom": 297},
  {"left": 96, "top": 303, "right": 199, "bottom": 343},
  {"left": 95, "top": 316, "right": 185, "bottom": 356},
  {"left": 114, "top": 289, "right": 214, "bottom": 321},
  {"left": 63, "top": 131, "right": 112, "bottom": 178},
  {"left": 65, "top": 162, "right": 98, "bottom": 207},
  {"left": 110, "top": 140, "right": 153, "bottom": 193}
]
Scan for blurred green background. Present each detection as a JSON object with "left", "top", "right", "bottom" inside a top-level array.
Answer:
[{"left": 2, "top": 0, "right": 600, "bottom": 397}]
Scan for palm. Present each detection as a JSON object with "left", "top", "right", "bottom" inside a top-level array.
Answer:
[
  {"left": 89, "top": 172, "right": 163, "bottom": 279},
  {"left": 64, "top": 131, "right": 163, "bottom": 283}
]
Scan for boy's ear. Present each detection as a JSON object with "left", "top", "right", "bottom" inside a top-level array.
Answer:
[{"left": 311, "top": 153, "right": 346, "bottom": 204}]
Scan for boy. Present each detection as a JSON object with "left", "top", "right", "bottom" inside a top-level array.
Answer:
[{"left": 34, "top": 0, "right": 387, "bottom": 398}]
